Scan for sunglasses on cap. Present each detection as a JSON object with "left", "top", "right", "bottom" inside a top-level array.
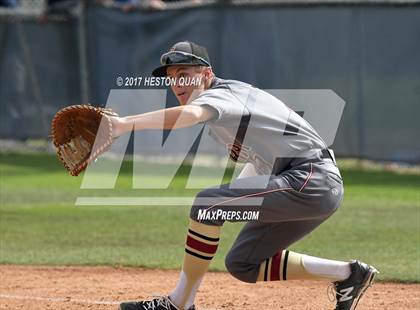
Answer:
[{"left": 160, "top": 51, "right": 211, "bottom": 67}]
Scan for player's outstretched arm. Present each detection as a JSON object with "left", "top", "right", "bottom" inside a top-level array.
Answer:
[{"left": 111, "top": 105, "right": 216, "bottom": 138}]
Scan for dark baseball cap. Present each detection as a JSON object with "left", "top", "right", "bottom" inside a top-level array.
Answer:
[{"left": 152, "top": 41, "right": 211, "bottom": 77}]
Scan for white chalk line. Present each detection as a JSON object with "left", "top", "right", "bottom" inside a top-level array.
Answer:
[
  {"left": 0, "top": 293, "right": 219, "bottom": 309},
  {"left": 0, "top": 293, "right": 119, "bottom": 305}
]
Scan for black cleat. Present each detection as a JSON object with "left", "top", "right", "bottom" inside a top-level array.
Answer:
[
  {"left": 331, "top": 260, "right": 379, "bottom": 310},
  {"left": 119, "top": 296, "right": 196, "bottom": 310}
]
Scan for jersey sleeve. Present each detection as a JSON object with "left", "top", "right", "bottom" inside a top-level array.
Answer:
[{"left": 189, "top": 87, "right": 248, "bottom": 123}]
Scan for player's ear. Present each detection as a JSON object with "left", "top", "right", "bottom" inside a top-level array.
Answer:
[
  {"left": 203, "top": 67, "right": 213, "bottom": 80},
  {"left": 206, "top": 67, "right": 213, "bottom": 75}
]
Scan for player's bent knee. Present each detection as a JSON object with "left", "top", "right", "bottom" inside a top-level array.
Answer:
[
  {"left": 190, "top": 204, "right": 207, "bottom": 222},
  {"left": 225, "top": 253, "right": 256, "bottom": 283},
  {"left": 189, "top": 205, "right": 224, "bottom": 226},
  {"left": 190, "top": 188, "right": 224, "bottom": 226},
  {"left": 322, "top": 185, "right": 344, "bottom": 216},
  {"left": 319, "top": 201, "right": 338, "bottom": 218}
]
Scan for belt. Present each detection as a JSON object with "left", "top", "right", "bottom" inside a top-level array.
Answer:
[
  {"left": 273, "top": 148, "right": 337, "bottom": 174},
  {"left": 320, "top": 148, "right": 337, "bottom": 165}
]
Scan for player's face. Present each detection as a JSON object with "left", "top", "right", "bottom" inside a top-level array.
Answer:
[{"left": 167, "top": 66, "right": 208, "bottom": 106}]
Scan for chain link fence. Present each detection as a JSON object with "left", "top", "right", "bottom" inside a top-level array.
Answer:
[{"left": 0, "top": 0, "right": 419, "bottom": 162}]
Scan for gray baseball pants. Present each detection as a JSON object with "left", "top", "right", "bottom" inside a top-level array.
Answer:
[{"left": 189, "top": 161, "right": 344, "bottom": 283}]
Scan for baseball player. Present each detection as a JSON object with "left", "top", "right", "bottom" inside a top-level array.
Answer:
[{"left": 113, "top": 41, "right": 378, "bottom": 310}]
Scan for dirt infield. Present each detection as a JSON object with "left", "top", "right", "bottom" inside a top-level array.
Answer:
[{"left": 0, "top": 266, "right": 418, "bottom": 310}]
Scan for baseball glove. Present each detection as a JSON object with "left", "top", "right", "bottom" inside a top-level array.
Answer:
[{"left": 51, "top": 104, "right": 118, "bottom": 176}]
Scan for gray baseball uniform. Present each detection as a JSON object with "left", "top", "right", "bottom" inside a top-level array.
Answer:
[{"left": 189, "top": 77, "right": 344, "bottom": 283}]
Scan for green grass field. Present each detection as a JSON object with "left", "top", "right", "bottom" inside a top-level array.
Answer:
[{"left": 0, "top": 153, "right": 419, "bottom": 282}]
